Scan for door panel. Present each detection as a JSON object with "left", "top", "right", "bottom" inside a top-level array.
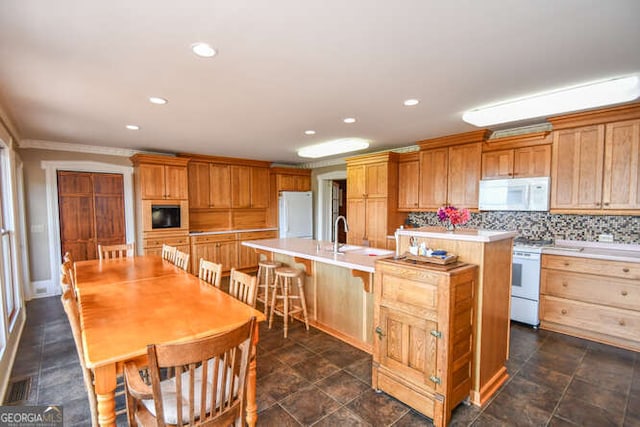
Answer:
[{"left": 59, "top": 195, "right": 95, "bottom": 261}]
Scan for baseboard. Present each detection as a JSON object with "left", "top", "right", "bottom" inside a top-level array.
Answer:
[{"left": 28, "top": 279, "right": 56, "bottom": 300}]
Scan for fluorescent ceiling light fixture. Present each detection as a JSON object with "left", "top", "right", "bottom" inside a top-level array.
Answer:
[
  {"left": 403, "top": 99, "right": 420, "bottom": 106},
  {"left": 149, "top": 96, "right": 168, "bottom": 105},
  {"left": 304, "top": 130, "right": 316, "bottom": 135},
  {"left": 125, "top": 124, "right": 140, "bottom": 130},
  {"left": 343, "top": 117, "right": 356, "bottom": 124},
  {"left": 298, "top": 138, "right": 369, "bottom": 158},
  {"left": 191, "top": 42, "right": 217, "bottom": 58},
  {"left": 463, "top": 75, "right": 640, "bottom": 127}
]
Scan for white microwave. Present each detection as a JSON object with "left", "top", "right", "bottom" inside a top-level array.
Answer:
[{"left": 478, "top": 177, "right": 550, "bottom": 211}]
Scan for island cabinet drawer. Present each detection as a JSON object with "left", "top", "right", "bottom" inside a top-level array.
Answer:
[
  {"left": 541, "top": 269, "right": 640, "bottom": 311},
  {"left": 378, "top": 273, "right": 438, "bottom": 312},
  {"left": 542, "top": 254, "right": 640, "bottom": 280},
  {"left": 190, "top": 233, "right": 236, "bottom": 244},
  {"left": 145, "top": 236, "right": 189, "bottom": 248},
  {"left": 237, "top": 230, "right": 277, "bottom": 241},
  {"left": 541, "top": 296, "right": 640, "bottom": 343}
]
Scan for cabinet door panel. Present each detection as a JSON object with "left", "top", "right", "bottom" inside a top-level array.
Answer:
[
  {"left": 188, "top": 162, "right": 211, "bottom": 208},
  {"left": 251, "top": 167, "right": 270, "bottom": 208},
  {"left": 139, "top": 164, "right": 166, "bottom": 199},
  {"left": 603, "top": 119, "right": 640, "bottom": 209},
  {"left": 398, "top": 160, "right": 419, "bottom": 209},
  {"left": 347, "top": 165, "right": 366, "bottom": 199},
  {"left": 366, "top": 198, "right": 387, "bottom": 248},
  {"left": 447, "top": 143, "right": 481, "bottom": 208},
  {"left": 551, "top": 126, "right": 604, "bottom": 209},
  {"left": 482, "top": 150, "right": 513, "bottom": 179},
  {"left": 165, "top": 165, "right": 188, "bottom": 200},
  {"left": 346, "top": 198, "right": 366, "bottom": 245},
  {"left": 366, "top": 163, "right": 388, "bottom": 198},
  {"left": 210, "top": 164, "right": 231, "bottom": 208},
  {"left": 231, "top": 166, "right": 252, "bottom": 208},
  {"left": 419, "top": 148, "right": 448, "bottom": 209},
  {"left": 217, "top": 241, "right": 237, "bottom": 273},
  {"left": 513, "top": 145, "right": 551, "bottom": 178},
  {"left": 378, "top": 306, "right": 438, "bottom": 390}
]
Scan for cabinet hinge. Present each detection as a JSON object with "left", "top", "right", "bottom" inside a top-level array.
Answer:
[
  {"left": 429, "top": 375, "right": 441, "bottom": 385},
  {"left": 430, "top": 330, "right": 442, "bottom": 338}
]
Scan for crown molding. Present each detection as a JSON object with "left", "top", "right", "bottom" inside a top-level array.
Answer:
[{"left": 19, "top": 139, "right": 139, "bottom": 157}]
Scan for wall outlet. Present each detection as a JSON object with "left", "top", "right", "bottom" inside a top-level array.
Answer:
[{"left": 598, "top": 233, "right": 614, "bottom": 243}]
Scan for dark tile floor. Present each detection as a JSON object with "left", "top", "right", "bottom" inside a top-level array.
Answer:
[{"left": 7, "top": 296, "right": 640, "bottom": 426}]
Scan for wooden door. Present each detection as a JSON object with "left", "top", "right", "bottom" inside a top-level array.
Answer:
[
  {"left": 58, "top": 171, "right": 125, "bottom": 262},
  {"left": 231, "top": 166, "right": 252, "bottom": 208},
  {"left": 347, "top": 165, "right": 366, "bottom": 199},
  {"left": 447, "top": 143, "right": 481, "bottom": 208},
  {"left": 250, "top": 167, "right": 270, "bottom": 208},
  {"left": 164, "top": 165, "right": 188, "bottom": 199},
  {"left": 419, "top": 148, "right": 448, "bottom": 209},
  {"left": 481, "top": 149, "right": 513, "bottom": 179},
  {"left": 188, "top": 162, "right": 210, "bottom": 208},
  {"left": 365, "top": 163, "right": 388, "bottom": 198},
  {"left": 346, "top": 198, "right": 366, "bottom": 245},
  {"left": 398, "top": 158, "right": 419, "bottom": 210},
  {"left": 209, "top": 164, "right": 231, "bottom": 208},
  {"left": 513, "top": 145, "right": 551, "bottom": 178},
  {"left": 603, "top": 119, "right": 640, "bottom": 209},
  {"left": 551, "top": 125, "right": 605, "bottom": 209},
  {"left": 217, "top": 240, "right": 237, "bottom": 273},
  {"left": 366, "top": 198, "right": 387, "bottom": 248},
  {"left": 377, "top": 306, "right": 438, "bottom": 390}
]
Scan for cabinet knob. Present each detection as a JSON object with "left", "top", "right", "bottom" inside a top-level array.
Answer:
[
  {"left": 561, "top": 309, "right": 567, "bottom": 315},
  {"left": 562, "top": 281, "right": 568, "bottom": 287},
  {"left": 563, "top": 262, "right": 570, "bottom": 266},
  {"left": 619, "top": 320, "right": 626, "bottom": 326},
  {"left": 622, "top": 268, "right": 630, "bottom": 273},
  {"left": 603, "top": 202, "right": 610, "bottom": 206},
  {"left": 621, "top": 290, "right": 628, "bottom": 296},
  {"left": 595, "top": 202, "right": 601, "bottom": 207}
]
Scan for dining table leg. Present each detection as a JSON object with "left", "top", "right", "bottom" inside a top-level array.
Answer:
[
  {"left": 93, "top": 363, "right": 117, "bottom": 427},
  {"left": 246, "top": 325, "right": 260, "bottom": 427}
]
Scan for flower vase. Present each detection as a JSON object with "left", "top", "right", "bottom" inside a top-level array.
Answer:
[{"left": 446, "top": 222, "right": 455, "bottom": 232}]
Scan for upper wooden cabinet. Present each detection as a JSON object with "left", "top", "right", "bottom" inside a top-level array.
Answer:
[
  {"left": 418, "top": 148, "right": 449, "bottom": 209},
  {"left": 548, "top": 103, "right": 640, "bottom": 213},
  {"left": 131, "top": 154, "right": 189, "bottom": 200},
  {"left": 481, "top": 131, "right": 552, "bottom": 180},
  {"left": 345, "top": 152, "right": 404, "bottom": 248},
  {"left": 272, "top": 167, "right": 311, "bottom": 192},
  {"left": 188, "top": 162, "right": 231, "bottom": 209},
  {"left": 447, "top": 142, "right": 482, "bottom": 208},
  {"left": 397, "top": 152, "right": 419, "bottom": 210},
  {"left": 230, "top": 165, "right": 269, "bottom": 208}
]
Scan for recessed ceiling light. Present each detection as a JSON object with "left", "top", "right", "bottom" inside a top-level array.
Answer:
[
  {"left": 126, "top": 125, "right": 140, "bottom": 131},
  {"left": 304, "top": 130, "right": 316, "bottom": 135},
  {"left": 298, "top": 138, "right": 369, "bottom": 158},
  {"left": 191, "top": 42, "right": 217, "bottom": 58},
  {"left": 149, "top": 96, "right": 168, "bottom": 105},
  {"left": 343, "top": 117, "right": 356, "bottom": 124},
  {"left": 404, "top": 99, "right": 420, "bottom": 106},
  {"left": 463, "top": 75, "right": 640, "bottom": 127}
]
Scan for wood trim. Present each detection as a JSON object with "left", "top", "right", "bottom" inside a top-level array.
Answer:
[
  {"left": 130, "top": 153, "right": 189, "bottom": 167},
  {"left": 344, "top": 151, "right": 399, "bottom": 165},
  {"left": 269, "top": 167, "right": 311, "bottom": 176},
  {"left": 482, "top": 131, "right": 552, "bottom": 152},
  {"left": 550, "top": 208, "right": 640, "bottom": 215},
  {"left": 417, "top": 129, "right": 491, "bottom": 150},
  {"left": 548, "top": 102, "right": 640, "bottom": 130},
  {"left": 293, "top": 256, "right": 313, "bottom": 276},
  {"left": 350, "top": 270, "right": 371, "bottom": 293},
  {"left": 397, "top": 151, "right": 419, "bottom": 162},
  {"left": 177, "top": 153, "right": 272, "bottom": 168}
]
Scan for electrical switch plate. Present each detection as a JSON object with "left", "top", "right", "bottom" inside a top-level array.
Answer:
[{"left": 598, "top": 234, "right": 614, "bottom": 243}]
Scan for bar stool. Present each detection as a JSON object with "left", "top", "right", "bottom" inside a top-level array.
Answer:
[
  {"left": 269, "top": 267, "right": 310, "bottom": 338},
  {"left": 255, "top": 260, "right": 282, "bottom": 314}
]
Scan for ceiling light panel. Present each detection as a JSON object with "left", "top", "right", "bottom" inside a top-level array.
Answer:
[
  {"left": 191, "top": 42, "right": 217, "bottom": 58},
  {"left": 343, "top": 117, "right": 356, "bottom": 124},
  {"left": 149, "top": 96, "right": 168, "bottom": 105},
  {"left": 298, "top": 138, "right": 369, "bottom": 158},
  {"left": 463, "top": 75, "right": 640, "bottom": 127},
  {"left": 126, "top": 125, "right": 140, "bottom": 130},
  {"left": 404, "top": 99, "right": 420, "bottom": 106}
]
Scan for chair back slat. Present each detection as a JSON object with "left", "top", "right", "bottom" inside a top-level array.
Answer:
[
  {"left": 98, "top": 243, "right": 135, "bottom": 260},
  {"left": 229, "top": 268, "right": 257, "bottom": 307},
  {"left": 198, "top": 259, "right": 223, "bottom": 288},
  {"left": 173, "top": 250, "right": 190, "bottom": 272},
  {"left": 161, "top": 244, "right": 177, "bottom": 263}
]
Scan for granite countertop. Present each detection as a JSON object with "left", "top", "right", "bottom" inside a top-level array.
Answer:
[
  {"left": 395, "top": 227, "right": 516, "bottom": 242},
  {"left": 544, "top": 240, "right": 640, "bottom": 263},
  {"left": 189, "top": 227, "right": 278, "bottom": 236},
  {"left": 241, "top": 238, "right": 394, "bottom": 273}
]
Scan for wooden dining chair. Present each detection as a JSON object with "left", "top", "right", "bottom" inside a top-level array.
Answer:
[
  {"left": 173, "top": 250, "right": 190, "bottom": 272},
  {"left": 60, "top": 260, "right": 77, "bottom": 301},
  {"left": 98, "top": 242, "right": 135, "bottom": 260},
  {"left": 124, "top": 317, "right": 256, "bottom": 427},
  {"left": 198, "top": 258, "right": 223, "bottom": 288},
  {"left": 161, "top": 244, "right": 177, "bottom": 263},
  {"left": 228, "top": 268, "right": 257, "bottom": 308}
]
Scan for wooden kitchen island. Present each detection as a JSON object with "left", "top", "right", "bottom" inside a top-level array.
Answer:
[
  {"left": 395, "top": 227, "right": 515, "bottom": 406},
  {"left": 242, "top": 238, "right": 394, "bottom": 352}
]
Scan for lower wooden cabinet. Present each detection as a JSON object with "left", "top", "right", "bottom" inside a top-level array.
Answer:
[
  {"left": 373, "top": 259, "right": 477, "bottom": 427},
  {"left": 540, "top": 254, "right": 640, "bottom": 351},
  {"left": 142, "top": 232, "right": 190, "bottom": 258}
]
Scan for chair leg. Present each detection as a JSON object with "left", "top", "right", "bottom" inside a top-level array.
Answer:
[
  {"left": 283, "top": 278, "right": 290, "bottom": 338},
  {"left": 268, "top": 276, "right": 280, "bottom": 330},
  {"left": 297, "top": 276, "right": 310, "bottom": 331}
]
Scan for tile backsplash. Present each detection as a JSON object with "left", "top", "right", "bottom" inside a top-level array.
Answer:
[{"left": 407, "top": 211, "right": 640, "bottom": 244}]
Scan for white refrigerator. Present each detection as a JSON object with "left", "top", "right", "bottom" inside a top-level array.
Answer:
[{"left": 278, "top": 191, "right": 313, "bottom": 238}]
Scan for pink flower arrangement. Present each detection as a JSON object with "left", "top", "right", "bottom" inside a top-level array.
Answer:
[{"left": 437, "top": 205, "right": 470, "bottom": 227}]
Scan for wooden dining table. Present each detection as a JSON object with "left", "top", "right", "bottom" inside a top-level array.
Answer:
[{"left": 74, "top": 255, "right": 266, "bottom": 427}]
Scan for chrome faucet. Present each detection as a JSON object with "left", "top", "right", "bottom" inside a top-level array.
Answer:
[{"left": 333, "top": 215, "right": 349, "bottom": 254}]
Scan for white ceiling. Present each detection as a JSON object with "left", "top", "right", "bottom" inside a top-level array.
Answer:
[{"left": 1, "top": 0, "right": 639, "bottom": 164}]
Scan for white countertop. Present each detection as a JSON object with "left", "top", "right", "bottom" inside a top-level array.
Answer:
[
  {"left": 241, "top": 238, "right": 394, "bottom": 273},
  {"left": 396, "top": 227, "right": 517, "bottom": 242},
  {"left": 544, "top": 240, "right": 640, "bottom": 263},
  {"left": 190, "top": 228, "right": 278, "bottom": 236}
]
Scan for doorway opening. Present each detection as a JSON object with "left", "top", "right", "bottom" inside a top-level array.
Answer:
[
  {"left": 330, "top": 180, "right": 347, "bottom": 243},
  {"left": 315, "top": 170, "right": 347, "bottom": 242}
]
